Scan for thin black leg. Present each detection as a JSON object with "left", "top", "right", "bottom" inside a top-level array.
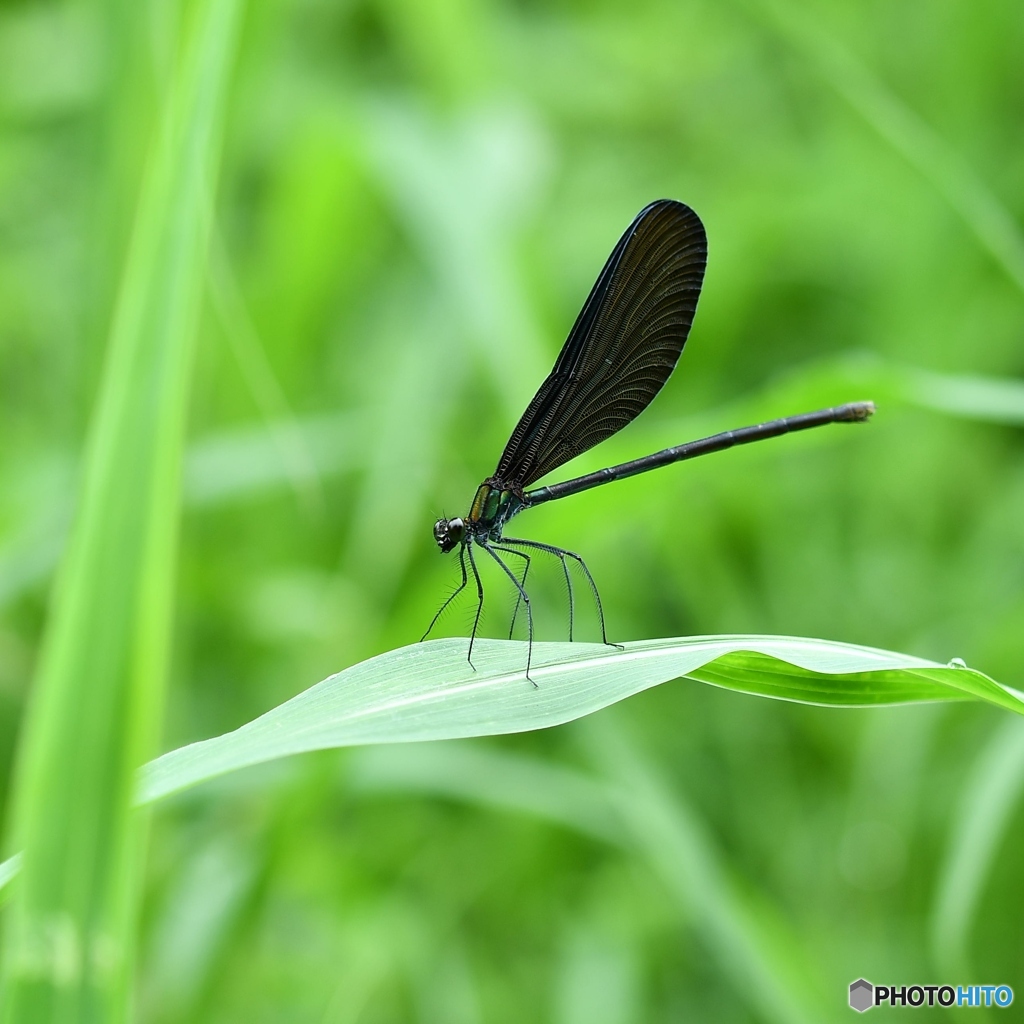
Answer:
[
  {"left": 421, "top": 543, "right": 469, "bottom": 642},
  {"left": 501, "top": 546, "right": 532, "bottom": 639},
  {"left": 560, "top": 552, "right": 574, "bottom": 642},
  {"left": 466, "top": 541, "right": 485, "bottom": 670},
  {"left": 485, "top": 542, "right": 536, "bottom": 685},
  {"left": 504, "top": 537, "right": 575, "bottom": 641},
  {"left": 501, "top": 536, "right": 622, "bottom": 649}
]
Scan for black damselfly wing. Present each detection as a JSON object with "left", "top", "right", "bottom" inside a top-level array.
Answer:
[{"left": 491, "top": 199, "right": 707, "bottom": 490}]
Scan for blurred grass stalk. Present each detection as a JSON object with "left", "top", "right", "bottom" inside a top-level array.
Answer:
[
  {"left": 757, "top": 0, "right": 1024, "bottom": 295},
  {"left": 0, "top": 1, "right": 240, "bottom": 1020}
]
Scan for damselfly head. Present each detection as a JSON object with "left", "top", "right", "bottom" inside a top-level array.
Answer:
[{"left": 433, "top": 517, "right": 465, "bottom": 553}]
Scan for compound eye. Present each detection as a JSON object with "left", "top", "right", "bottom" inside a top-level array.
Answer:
[{"left": 433, "top": 518, "right": 464, "bottom": 553}]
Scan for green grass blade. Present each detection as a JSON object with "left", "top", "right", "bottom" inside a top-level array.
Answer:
[
  {"left": 351, "top": 735, "right": 836, "bottom": 1023},
  {"left": 208, "top": 233, "right": 324, "bottom": 514},
  {"left": 930, "top": 718, "right": 1024, "bottom": 977},
  {"left": 897, "top": 368, "right": 1024, "bottom": 426},
  {"left": 587, "top": 721, "right": 832, "bottom": 1024},
  {"left": 351, "top": 743, "right": 624, "bottom": 845},
  {"left": 757, "top": 0, "right": 1024, "bottom": 295},
  {"left": 0, "top": 855, "right": 22, "bottom": 907},
  {"left": 0, "top": 1, "right": 240, "bottom": 1020},
  {"left": 137, "top": 635, "right": 1024, "bottom": 805},
  {"left": 718, "top": 353, "right": 1024, "bottom": 429}
]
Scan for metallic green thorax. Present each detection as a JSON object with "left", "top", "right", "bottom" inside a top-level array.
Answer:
[
  {"left": 431, "top": 480, "right": 529, "bottom": 555},
  {"left": 468, "top": 481, "right": 526, "bottom": 538}
]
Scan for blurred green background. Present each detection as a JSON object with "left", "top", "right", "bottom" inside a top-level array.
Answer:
[{"left": 2, "top": 0, "right": 1023, "bottom": 1019}]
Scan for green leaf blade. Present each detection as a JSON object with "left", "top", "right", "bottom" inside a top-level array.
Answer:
[
  {"left": 0, "top": 2, "right": 241, "bottom": 1020},
  {"left": 138, "top": 635, "right": 1024, "bottom": 806}
]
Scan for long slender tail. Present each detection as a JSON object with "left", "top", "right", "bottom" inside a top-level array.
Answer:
[{"left": 526, "top": 401, "right": 875, "bottom": 505}]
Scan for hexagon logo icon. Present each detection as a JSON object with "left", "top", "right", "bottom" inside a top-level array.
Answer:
[{"left": 849, "top": 978, "right": 874, "bottom": 1012}]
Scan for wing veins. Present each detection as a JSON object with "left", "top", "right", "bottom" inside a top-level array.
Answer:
[{"left": 491, "top": 200, "right": 707, "bottom": 490}]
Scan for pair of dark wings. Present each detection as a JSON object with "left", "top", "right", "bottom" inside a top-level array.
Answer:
[{"left": 491, "top": 199, "right": 707, "bottom": 491}]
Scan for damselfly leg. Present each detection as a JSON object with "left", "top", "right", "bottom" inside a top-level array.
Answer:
[{"left": 502, "top": 536, "right": 622, "bottom": 650}]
